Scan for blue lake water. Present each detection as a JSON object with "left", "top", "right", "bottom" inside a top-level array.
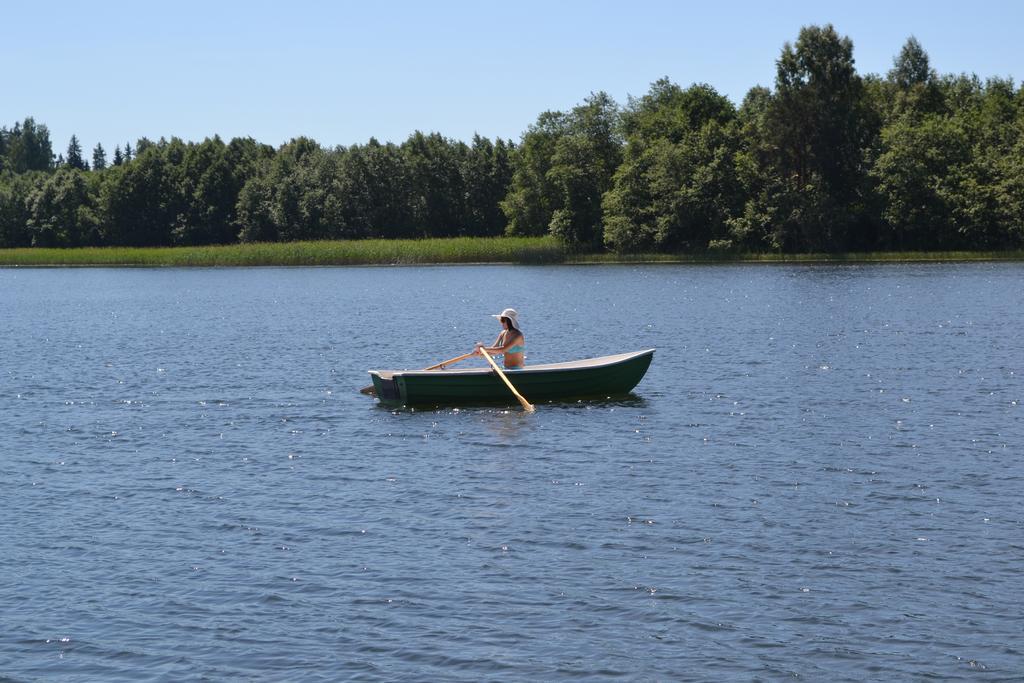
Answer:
[{"left": 1, "top": 263, "right": 1022, "bottom": 680}]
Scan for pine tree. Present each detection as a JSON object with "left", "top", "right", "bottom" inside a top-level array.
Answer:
[
  {"left": 123, "top": 142, "right": 133, "bottom": 162},
  {"left": 112, "top": 145, "right": 123, "bottom": 166},
  {"left": 92, "top": 143, "right": 107, "bottom": 170},
  {"left": 66, "top": 135, "right": 87, "bottom": 170}
]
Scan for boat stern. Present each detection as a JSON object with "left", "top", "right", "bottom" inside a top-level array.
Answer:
[{"left": 369, "top": 371, "right": 404, "bottom": 405}]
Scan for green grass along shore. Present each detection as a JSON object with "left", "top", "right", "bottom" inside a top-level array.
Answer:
[{"left": 1, "top": 236, "right": 1022, "bottom": 267}]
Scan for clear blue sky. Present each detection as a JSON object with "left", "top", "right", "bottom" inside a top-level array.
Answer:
[{"left": 4, "top": 0, "right": 1022, "bottom": 156}]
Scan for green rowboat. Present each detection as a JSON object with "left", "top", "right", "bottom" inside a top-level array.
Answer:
[{"left": 368, "top": 349, "right": 655, "bottom": 407}]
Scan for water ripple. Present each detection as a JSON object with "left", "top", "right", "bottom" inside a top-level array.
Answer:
[{"left": 1, "top": 264, "right": 1023, "bottom": 679}]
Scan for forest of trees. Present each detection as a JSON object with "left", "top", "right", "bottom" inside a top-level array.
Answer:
[{"left": 2, "top": 26, "right": 1022, "bottom": 253}]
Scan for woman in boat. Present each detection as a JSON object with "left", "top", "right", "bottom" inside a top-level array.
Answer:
[{"left": 474, "top": 308, "right": 525, "bottom": 369}]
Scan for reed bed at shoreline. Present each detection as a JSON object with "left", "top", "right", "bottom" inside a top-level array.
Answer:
[
  {"left": 0, "top": 237, "right": 566, "bottom": 267},
  {"left": 1, "top": 237, "right": 1022, "bottom": 267}
]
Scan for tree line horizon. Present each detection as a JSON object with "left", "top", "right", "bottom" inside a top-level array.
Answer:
[{"left": 2, "top": 24, "right": 1022, "bottom": 253}]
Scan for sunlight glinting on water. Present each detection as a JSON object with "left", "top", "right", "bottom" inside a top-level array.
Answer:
[{"left": 0, "top": 263, "right": 1022, "bottom": 680}]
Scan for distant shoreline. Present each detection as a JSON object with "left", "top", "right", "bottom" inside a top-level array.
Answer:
[{"left": 1, "top": 237, "right": 1023, "bottom": 267}]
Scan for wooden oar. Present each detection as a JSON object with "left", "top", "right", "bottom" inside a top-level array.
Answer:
[
  {"left": 360, "top": 351, "right": 477, "bottom": 395},
  {"left": 422, "top": 351, "right": 477, "bottom": 372},
  {"left": 479, "top": 348, "right": 535, "bottom": 412}
]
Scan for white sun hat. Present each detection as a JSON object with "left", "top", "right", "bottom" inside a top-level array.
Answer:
[{"left": 491, "top": 308, "right": 521, "bottom": 330}]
